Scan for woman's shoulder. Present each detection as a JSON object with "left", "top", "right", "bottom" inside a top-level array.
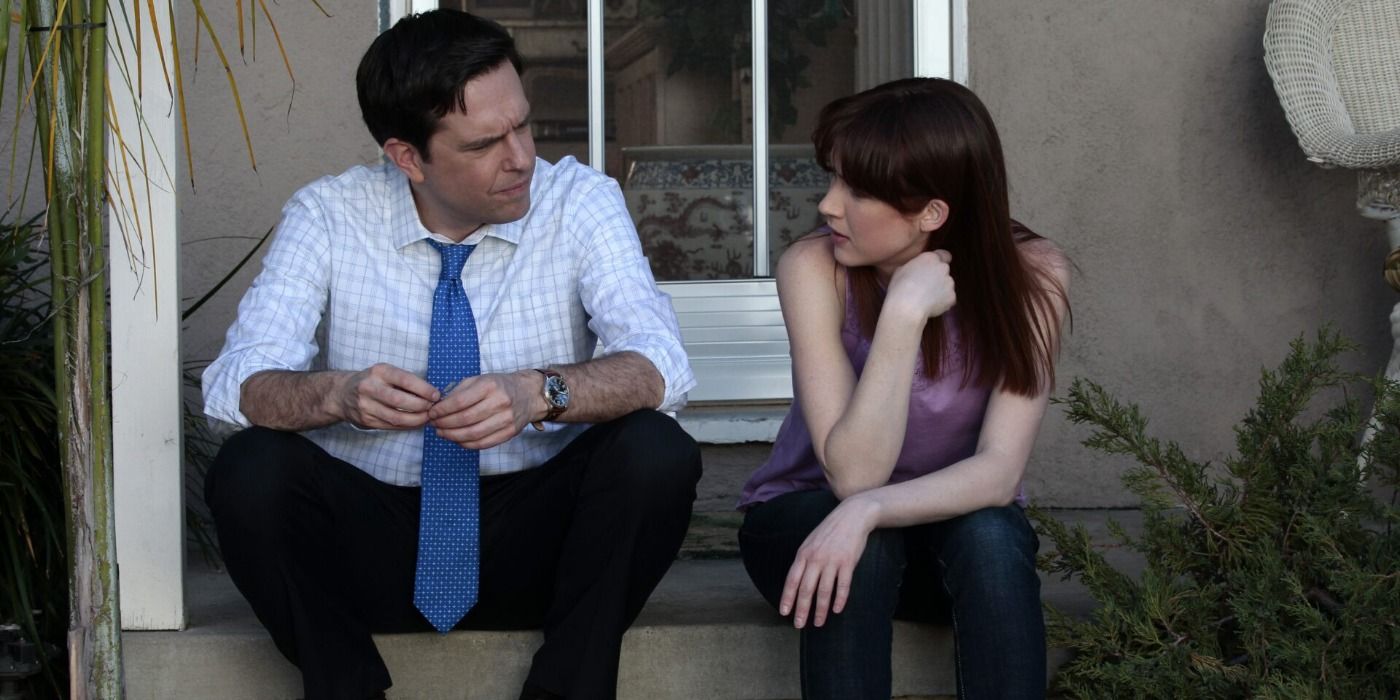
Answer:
[
  {"left": 782, "top": 230, "right": 836, "bottom": 262},
  {"left": 777, "top": 231, "right": 841, "bottom": 284},
  {"left": 1016, "top": 235, "right": 1071, "bottom": 286},
  {"left": 1015, "top": 233, "right": 1065, "bottom": 262},
  {"left": 776, "top": 231, "right": 848, "bottom": 310}
]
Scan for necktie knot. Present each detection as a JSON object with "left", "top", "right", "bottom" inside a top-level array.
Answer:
[{"left": 428, "top": 240, "right": 475, "bottom": 281}]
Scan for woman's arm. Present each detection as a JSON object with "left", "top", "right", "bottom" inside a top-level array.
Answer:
[
  {"left": 855, "top": 242, "right": 1071, "bottom": 523},
  {"left": 779, "top": 248, "right": 1070, "bottom": 629},
  {"left": 779, "top": 237, "right": 957, "bottom": 499}
]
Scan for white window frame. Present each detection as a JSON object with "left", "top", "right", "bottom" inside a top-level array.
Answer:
[{"left": 385, "top": 0, "right": 964, "bottom": 403}]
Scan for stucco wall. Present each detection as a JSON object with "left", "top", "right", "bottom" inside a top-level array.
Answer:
[
  {"left": 174, "top": 0, "right": 1393, "bottom": 507},
  {"left": 0, "top": 24, "right": 48, "bottom": 224},
  {"left": 974, "top": 0, "right": 1390, "bottom": 505},
  {"left": 179, "top": 1, "right": 379, "bottom": 367}
]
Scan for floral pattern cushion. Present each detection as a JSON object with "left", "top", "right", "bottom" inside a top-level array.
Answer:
[{"left": 622, "top": 147, "right": 828, "bottom": 281}]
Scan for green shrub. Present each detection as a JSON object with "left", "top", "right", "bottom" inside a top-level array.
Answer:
[
  {"left": 1033, "top": 330, "right": 1400, "bottom": 699},
  {"left": 0, "top": 212, "right": 67, "bottom": 697},
  {"left": 0, "top": 212, "right": 264, "bottom": 697}
]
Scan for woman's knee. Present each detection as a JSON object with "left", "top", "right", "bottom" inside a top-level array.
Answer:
[
  {"left": 740, "top": 496, "right": 906, "bottom": 617},
  {"left": 741, "top": 490, "right": 841, "bottom": 541},
  {"left": 740, "top": 491, "right": 840, "bottom": 607},
  {"left": 944, "top": 505, "right": 1037, "bottom": 556},
  {"left": 935, "top": 506, "right": 1040, "bottom": 591},
  {"left": 843, "top": 528, "right": 907, "bottom": 610}
]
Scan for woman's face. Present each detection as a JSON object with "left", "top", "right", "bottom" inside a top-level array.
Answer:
[{"left": 817, "top": 174, "right": 938, "bottom": 280}]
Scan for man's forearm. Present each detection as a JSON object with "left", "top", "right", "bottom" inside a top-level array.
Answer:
[
  {"left": 240, "top": 369, "right": 349, "bottom": 431},
  {"left": 554, "top": 351, "right": 665, "bottom": 423}
]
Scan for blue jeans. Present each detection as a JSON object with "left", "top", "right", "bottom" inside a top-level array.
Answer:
[{"left": 739, "top": 489, "right": 1045, "bottom": 700}]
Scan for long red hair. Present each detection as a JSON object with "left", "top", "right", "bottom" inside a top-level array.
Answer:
[{"left": 812, "top": 78, "right": 1067, "bottom": 396}]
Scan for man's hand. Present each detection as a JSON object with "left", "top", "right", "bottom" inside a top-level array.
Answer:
[
  {"left": 427, "top": 371, "right": 544, "bottom": 450},
  {"left": 333, "top": 363, "right": 440, "bottom": 430}
]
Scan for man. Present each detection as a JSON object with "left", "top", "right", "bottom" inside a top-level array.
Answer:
[{"left": 201, "top": 9, "right": 700, "bottom": 700}]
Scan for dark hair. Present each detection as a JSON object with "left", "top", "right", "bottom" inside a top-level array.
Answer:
[
  {"left": 356, "top": 9, "right": 523, "bottom": 158},
  {"left": 812, "top": 77, "right": 1067, "bottom": 396}
]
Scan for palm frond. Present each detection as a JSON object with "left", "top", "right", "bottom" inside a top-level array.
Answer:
[
  {"left": 190, "top": 1, "right": 256, "bottom": 171},
  {"left": 0, "top": 3, "right": 321, "bottom": 695}
]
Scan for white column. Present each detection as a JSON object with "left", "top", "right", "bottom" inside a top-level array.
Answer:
[
  {"left": 110, "top": 0, "right": 186, "bottom": 630},
  {"left": 913, "top": 0, "right": 953, "bottom": 80},
  {"left": 387, "top": 0, "right": 439, "bottom": 27},
  {"left": 856, "top": 1, "right": 913, "bottom": 89},
  {"left": 951, "top": 0, "right": 968, "bottom": 84},
  {"left": 588, "top": 0, "right": 605, "bottom": 171},
  {"left": 752, "top": 0, "right": 770, "bottom": 276}
]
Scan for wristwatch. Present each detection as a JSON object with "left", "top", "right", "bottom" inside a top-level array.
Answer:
[{"left": 531, "top": 368, "right": 570, "bottom": 431}]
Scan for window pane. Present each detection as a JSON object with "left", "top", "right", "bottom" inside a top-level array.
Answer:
[
  {"left": 441, "top": 1, "right": 914, "bottom": 283},
  {"left": 766, "top": 0, "right": 913, "bottom": 271},
  {"left": 450, "top": 0, "right": 592, "bottom": 165},
  {"left": 606, "top": 2, "right": 755, "bottom": 281}
]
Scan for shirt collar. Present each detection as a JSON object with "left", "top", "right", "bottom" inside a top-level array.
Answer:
[{"left": 385, "top": 162, "right": 526, "bottom": 250}]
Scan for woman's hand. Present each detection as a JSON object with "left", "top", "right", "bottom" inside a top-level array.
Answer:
[
  {"left": 885, "top": 249, "right": 956, "bottom": 320},
  {"left": 780, "top": 495, "right": 882, "bottom": 629}
]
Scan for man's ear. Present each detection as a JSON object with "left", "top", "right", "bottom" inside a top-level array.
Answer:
[
  {"left": 383, "top": 138, "right": 426, "bottom": 183},
  {"left": 918, "top": 199, "right": 950, "bottom": 233}
]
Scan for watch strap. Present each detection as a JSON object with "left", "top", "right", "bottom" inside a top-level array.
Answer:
[{"left": 531, "top": 368, "right": 566, "bottom": 431}]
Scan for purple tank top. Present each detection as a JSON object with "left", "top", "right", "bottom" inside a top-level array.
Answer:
[{"left": 737, "top": 277, "right": 997, "bottom": 509}]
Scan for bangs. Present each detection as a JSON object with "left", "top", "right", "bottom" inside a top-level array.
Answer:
[{"left": 813, "top": 92, "right": 931, "bottom": 215}]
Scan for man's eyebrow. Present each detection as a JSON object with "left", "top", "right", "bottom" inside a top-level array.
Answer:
[{"left": 460, "top": 113, "right": 532, "bottom": 151}]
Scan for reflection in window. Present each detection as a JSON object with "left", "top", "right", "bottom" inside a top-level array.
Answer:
[
  {"left": 442, "top": 0, "right": 912, "bottom": 282},
  {"left": 449, "top": 0, "right": 594, "bottom": 165}
]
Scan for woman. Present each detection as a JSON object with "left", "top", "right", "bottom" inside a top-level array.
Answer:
[{"left": 737, "top": 77, "right": 1070, "bottom": 700}]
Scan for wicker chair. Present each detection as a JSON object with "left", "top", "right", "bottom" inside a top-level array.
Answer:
[{"left": 1264, "top": 0, "right": 1400, "bottom": 381}]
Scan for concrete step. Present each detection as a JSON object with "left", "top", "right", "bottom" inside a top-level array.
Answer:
[
  {"left": 694, "top": 442, "right": 773, "bottom": 512},
  {"left": 123, "top": 510, "right": 1145, "bottom": 700}
]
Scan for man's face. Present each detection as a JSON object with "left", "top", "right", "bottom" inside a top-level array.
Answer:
[{"left": 399, "top": 62, "right": 536, "bottom": 241}]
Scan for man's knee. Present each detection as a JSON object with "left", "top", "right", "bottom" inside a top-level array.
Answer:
[
  {"left": 594, "top": 410, "right": 702, "bottom": 502},
  {"left": 205, "top": 426, "right": 313, "bottom": 525}
]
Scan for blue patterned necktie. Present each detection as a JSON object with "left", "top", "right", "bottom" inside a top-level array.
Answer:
[{"left": 415, "top": 240, "right": 481, "bottom": 633}]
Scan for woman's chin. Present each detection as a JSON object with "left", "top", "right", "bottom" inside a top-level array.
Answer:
[{"left": 830, "top": 241, "right": 863, "bottom": 267}]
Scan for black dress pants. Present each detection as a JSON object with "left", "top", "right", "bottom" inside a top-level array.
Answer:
[{"left": 204, "top": 410, "right": 701, "bottom": 700}]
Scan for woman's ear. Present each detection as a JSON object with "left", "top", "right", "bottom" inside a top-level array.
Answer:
[
  {"left": 918, "top": 199, "right": 950, "bottom": 233},
  {"left": 383, "top": 138, "right": 426, "bottom": 184}
]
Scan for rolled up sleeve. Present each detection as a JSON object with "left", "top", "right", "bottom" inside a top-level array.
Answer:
[
  {"left": 201, "top": 195, "right": 332, "bottom": 427},
  {"left": 573, "top": 180, "right": 695, "bottom": 412}
]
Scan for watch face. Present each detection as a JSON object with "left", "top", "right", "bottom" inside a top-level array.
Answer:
[{"left": 545, "top": 375, "right": 570, "bottom": 408}]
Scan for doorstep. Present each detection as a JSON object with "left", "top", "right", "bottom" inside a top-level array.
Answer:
[{"left": 123, "top": 510, "right": 1144, "bottom": 700}]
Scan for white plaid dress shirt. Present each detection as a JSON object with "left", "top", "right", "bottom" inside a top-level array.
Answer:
[{"left": 203, "top": 157, "right": 695, "bottom": 485}]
